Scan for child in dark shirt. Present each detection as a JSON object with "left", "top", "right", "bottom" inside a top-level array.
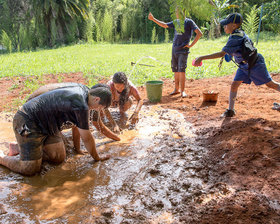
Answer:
[
  {"left": 0, "top": 84, "right": 112, "bottom": 175},
  {"left": 148, "top": 7, "right": 202, "bottom": 98}
]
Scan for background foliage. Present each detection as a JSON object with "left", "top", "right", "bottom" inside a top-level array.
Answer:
[{"left": 0, "top": 0, "right": 279, "bottom": 53}]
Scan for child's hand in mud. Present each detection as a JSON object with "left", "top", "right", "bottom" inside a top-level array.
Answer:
[
  {"left": 113, "top": 124, "right": 121, "bottom": 133},
  {"left": 129, "top": 112, "right": 139, "bottom": 124}
]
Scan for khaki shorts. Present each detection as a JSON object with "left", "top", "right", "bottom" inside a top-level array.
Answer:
[{"left": 13, "top": 110, "right": 62, "bottom": 161}]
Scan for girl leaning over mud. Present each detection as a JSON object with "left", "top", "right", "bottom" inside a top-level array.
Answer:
[{"left": 105, "top": 72, "right": 143, "bottom": 132}]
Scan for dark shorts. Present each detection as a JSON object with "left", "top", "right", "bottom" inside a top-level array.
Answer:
[
  {"left": 234, "top": 54, "right": 272, "bottom": 85},
  {"left": 171, "top": 48, "right": 189, "bottom": 73},
  {"left": 13, "top": 110, "right": 62, "bottom": 161}
]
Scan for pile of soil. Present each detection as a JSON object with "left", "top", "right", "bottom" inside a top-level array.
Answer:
[{"left": 0, "top": 72, "right": 279, "bottom": 223}]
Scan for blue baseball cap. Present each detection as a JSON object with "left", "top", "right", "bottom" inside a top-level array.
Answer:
[{"left": 220, "top": 13, "right": 243, "bottom": 26}]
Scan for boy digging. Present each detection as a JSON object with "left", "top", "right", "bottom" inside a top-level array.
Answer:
[{"left": 194, "top": 13, "right": 280, "bottom": 117}]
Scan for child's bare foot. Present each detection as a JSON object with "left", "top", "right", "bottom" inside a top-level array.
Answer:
[
  {"left": 8, "top": 142, "right": 19, "bottom": 156},
  {"left": 181, "top": 91, "right": 187, "bottom": 98},
  {"left": 169, "top": 90, "right": 180, "bottom": 96}
]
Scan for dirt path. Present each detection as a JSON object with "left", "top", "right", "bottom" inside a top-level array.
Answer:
[{"left": 0, "top": 73, "right": 279, "bottom": 223}]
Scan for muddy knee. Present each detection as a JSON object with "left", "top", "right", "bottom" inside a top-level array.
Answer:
[
  {"left": 121, "top": 98, "right": 133, "bottom": 112},
  {"left": 43, "top": 141, "right": 66, "bottom": 163},
  {"left": 20, "top": 159, "right": 42, "bottom": 176}
]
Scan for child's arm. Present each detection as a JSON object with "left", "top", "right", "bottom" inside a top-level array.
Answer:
[
  {"left": 92, "top": 116, "right": 121, "bottom": 141},
  {"left": 78, "top": 128, "right": 110, "bottom": 161},
  {"left": 194, "top": 51, "right": 226, "bottom": 66},
  {"left": 129, "top": 90, "right": 143, "bottom": 124},
  {"left": 103, "top": 108, "right": 121, "bottom": 133},
  {"left": 148, "top": 12, "right": 168, "bottom": 28},
  {"left": 184, "top": 28, "right": 203, "bottom": 48},
  {"left": 72, "top": 126, "right": 84, "bottom": 154}
]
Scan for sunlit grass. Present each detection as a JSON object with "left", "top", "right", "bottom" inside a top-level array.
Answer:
[{"left": 0, "top": 36, "right": 279, "bottom": 87}]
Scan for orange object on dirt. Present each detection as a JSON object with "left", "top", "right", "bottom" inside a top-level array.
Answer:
[{"left": 202, "top": 91, "right": 219, "bottom": 102}]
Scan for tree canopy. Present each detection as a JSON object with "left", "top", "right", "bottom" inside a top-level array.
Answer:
[{"left": 0, "top": 0, "right": 279, "bottom": 52}]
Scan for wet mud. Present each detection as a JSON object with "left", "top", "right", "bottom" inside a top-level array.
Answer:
[
  {"left": 0, "top": 106, "right": 208, "bottom": 223},
  {"left": 1, "top": 74, "right": 280, "bottom": 223}
]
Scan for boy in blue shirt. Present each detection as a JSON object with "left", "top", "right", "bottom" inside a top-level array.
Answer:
[
  {"left": 148, "top": 7, "right": 202, "bottom": 98},
  {"left": 194, "top": 13, "right": 280, "bottom": 117}
]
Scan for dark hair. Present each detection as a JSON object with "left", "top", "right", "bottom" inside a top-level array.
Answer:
[
  {"left": 89, "top": 87, "right": 112, "bottom": 109},
  {"left": 91, "top": 83, "right": 110, "bottom": 90},
  {"left": 112, "top": 72, "right": 130, "bottom": 110}
]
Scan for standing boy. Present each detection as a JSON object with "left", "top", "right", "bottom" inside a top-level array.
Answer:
[
  {"left": 194, "top": 13, "right": 280, "bottom": 117},
  {"left": 148, "top": 8, "right": 202, "bottom": 98}
]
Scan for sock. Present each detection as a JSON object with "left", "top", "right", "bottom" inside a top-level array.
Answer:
[{"left": 228, "top": 91, "right": 237, "bottom": 110}]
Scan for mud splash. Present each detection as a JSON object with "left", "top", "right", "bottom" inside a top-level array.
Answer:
[{"left": 0, "top": 105, "right": 208, "bottom": 223}]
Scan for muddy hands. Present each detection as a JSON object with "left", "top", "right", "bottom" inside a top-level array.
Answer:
[{"left": 129, "top": 112, "right": 139, "bottom": 124}]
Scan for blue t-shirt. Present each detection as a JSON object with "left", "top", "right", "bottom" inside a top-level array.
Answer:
[
  {"left": 222, "top": 29, "right": 252, "bottom": 64},
  {"left": 167, "top": 18, "right": 198, "bottom": 52}
]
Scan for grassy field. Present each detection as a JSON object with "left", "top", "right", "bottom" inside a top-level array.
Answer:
[{"left": 0, "top": 36, "right": 280, "bottom": 87}]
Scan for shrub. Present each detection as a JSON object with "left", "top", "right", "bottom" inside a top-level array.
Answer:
[
  {"left": 1, "top": 30, "right": 12, "bottom": 53},
  {"left": 164, "top": 28, "right": 169, "bottom": 43},
  {"left": 151, "top": 27, "right": 156, "bottom": 43},
  {"left": 242, "top": 5, "right": 259, "bottom": 39}
]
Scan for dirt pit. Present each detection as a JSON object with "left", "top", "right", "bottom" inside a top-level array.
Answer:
[{"left": 0, "top": 73, "right": 280, "bottom": 223}]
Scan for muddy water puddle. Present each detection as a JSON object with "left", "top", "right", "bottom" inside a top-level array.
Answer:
[{"left": 0, "top": 106, "right": 215, "bottom": 223}]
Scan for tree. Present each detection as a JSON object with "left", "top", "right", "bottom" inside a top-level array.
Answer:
[
  {"left": 230, "top": 0, "right": 271, "bottom": 6},
  {"left": 262, "top": 1, "right": 280, "bottom": 33},
  {"left": 208, "top": 0, "right": 239, "bottom": 38},
  {"left": 102, "top": 9, "right": 113, "bottom": 42},
  {"left": 242, "top": 5, "right": 259, "bottom": 38},
  {"left": 168, "top": 0, "right": 213, "bottom": 21},
  {"left": 31, "top": 0, "right": 90, "bottom": 46},
  {"left": 0, "top": 0, "right": 31, "bottom": 51}
]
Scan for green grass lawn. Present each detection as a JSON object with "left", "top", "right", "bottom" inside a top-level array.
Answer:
[{"left": 0, "top": 36, "right": 280, "bottom": 87}]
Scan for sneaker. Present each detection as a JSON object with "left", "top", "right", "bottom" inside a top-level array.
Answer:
[
  {"left": 181, "top": 91, "right": 187, "bottom": 98},
  {"left": 221, "top": 109, "right": 236, "bottom": 117}
]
